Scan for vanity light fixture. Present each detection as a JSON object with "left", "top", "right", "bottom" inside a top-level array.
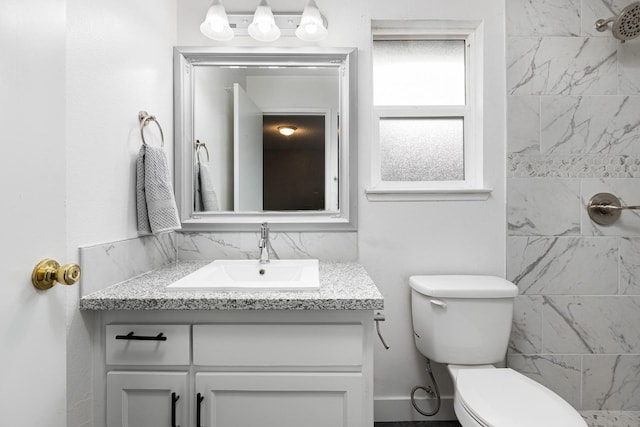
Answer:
[
  {"left": 278, "top": 126, "right": 297, "bottom": 136},
  {"left": 296, "top": 0, "right": 328, "bottom": 41},
  {"left": 200, "top": 0, "right": 234, "bottom": 42},
  {"left": 248, "top": 0, "right": 281, "bottom": 42},
  {"left": 200, "top": 0, "right": 328, "bottom": 43}
]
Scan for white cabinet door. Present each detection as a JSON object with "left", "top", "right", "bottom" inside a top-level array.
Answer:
[
  {"left": 107, "top": 371, "right": 188, "bottom": 427},
  {"left": 196, "top": 372, "right": 364, "bottom": 427}
]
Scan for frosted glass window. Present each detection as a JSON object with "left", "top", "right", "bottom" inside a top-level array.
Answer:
[
  {"left": 379, "top": 118, "right": 464, "bottom": 181},
  {"left": 373, "top": 40, "right": 465, "bottom": 106}
]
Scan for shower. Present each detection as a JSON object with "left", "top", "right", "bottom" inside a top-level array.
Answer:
[{"left": 595, "top": 1, "right": 640, "bottom": 42}]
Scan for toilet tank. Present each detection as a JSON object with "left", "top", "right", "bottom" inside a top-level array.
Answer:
[{"left": 410, "top": 275, "right": 518, "bottom": 365}]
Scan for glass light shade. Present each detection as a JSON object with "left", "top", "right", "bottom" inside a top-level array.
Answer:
[
  {"left": 295, "top": 0, "right": 328, "bottom": 41},
  {"left": 278, "top": 126, "right": 297, "bottom": 136},
  {"left": 200, "top": 0, "right": 234, "bottom": 41},
  {"left": 248, "top": 0, "right": 280, "bottom": 42}
]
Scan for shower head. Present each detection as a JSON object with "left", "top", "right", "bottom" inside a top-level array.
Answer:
[{"left": 595, "top": 1, "right": 640, "bottom": 42}]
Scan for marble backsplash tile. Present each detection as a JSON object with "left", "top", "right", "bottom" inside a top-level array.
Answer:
[
  {"left": 79, "top": 231, "right": 358, "bottom": 297},
  {"left": 79, "top": 233, "right": 176, "bottom": 296},
  {"left": 176, "top": 231, "right": 358, "bottom": 261}
]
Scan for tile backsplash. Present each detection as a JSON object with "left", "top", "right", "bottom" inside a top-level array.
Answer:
[
  {"left": 79, "top": 231, "right": 357, "bottom": 296},
  {"left": 176, "top": 232, "right": 358, "bottom": 262},
  {"left": 79, "top": 233, "right": 175, "bottom": 296}
]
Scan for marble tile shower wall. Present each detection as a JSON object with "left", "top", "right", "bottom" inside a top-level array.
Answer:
[{"left": 506, "top": 0, "right": 640, "bottom": 412}]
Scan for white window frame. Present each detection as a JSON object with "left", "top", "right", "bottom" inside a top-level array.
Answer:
[{"left": 366, "top": 21, "right": 491, "bottom": 201}]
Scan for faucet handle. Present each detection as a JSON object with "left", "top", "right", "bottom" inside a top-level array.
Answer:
[{"left": 259, "top": 222, "right": 270, "bottom": 263}]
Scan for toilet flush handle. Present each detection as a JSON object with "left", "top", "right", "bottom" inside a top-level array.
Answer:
[{"left": 429, "top": 299, "right": 447, "bottom": 308}]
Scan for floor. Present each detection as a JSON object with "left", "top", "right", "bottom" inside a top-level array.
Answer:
[
  {"left": 374, "top": 412, "right": 640, "bottom": 427},
  {"left": 581, "top": 411, "right": 640, "bottom": 427},
  {"left": 374, "top": 423, "right": 461, "bottom": 427}
]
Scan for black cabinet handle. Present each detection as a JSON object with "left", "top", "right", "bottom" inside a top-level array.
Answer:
[
  {"left": 115, "top": 331, "right": 167, "bottom": 341},
  {"left": 196, "top": 393, "right": 204, "bottom": 427},
  {"left": 171, "top": 392, "right": 180, "bottom": 427}
]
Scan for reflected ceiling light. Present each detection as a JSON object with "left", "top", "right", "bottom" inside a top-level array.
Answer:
[
  {"left": 248, "top": 0, "right": 281, "bottom": 42},
  {"left": 200, "top": 0, "right": 234, "bottom": 41},
  {"left": 295, "top": 0, "right": 328, "bottom": 41},
  {"left": 278, "top": 126, "right": 297, "bottom": 136}
]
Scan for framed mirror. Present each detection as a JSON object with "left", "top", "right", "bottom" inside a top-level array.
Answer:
[{"left": 174, "top": 47, "right": 357, "bottom": 231}]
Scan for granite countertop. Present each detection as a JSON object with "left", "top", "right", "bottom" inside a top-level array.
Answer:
[{"left": 79, "top": 261, "right": 384, "bottom": 311}]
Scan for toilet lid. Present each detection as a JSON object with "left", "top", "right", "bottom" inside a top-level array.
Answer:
[{"left": 456, "top": 368, "right": 586, "bottom": 427}]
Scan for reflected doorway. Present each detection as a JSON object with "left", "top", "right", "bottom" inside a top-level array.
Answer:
[{"left": 263, "top": 114, "right": 326, "bottom": 211}]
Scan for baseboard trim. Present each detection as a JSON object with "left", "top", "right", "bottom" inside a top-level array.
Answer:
[{"left": 374, "top": 396, "right": 457, "bottom": 422}]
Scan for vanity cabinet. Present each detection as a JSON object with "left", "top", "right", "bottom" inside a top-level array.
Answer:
[
  {"left": 107, "top": 371, "right": 188, "bottom": 427},
  {"left": 196, "top": 372, "right": 363, "bottom": 427},
  {"left": 96, "top": 311, "right": 374, "bottom": 427},
  {"left": 193, "top": 323, "right": 365, "bottom": 427},
  {"left": 104, "top": 324, "right": 191, "bottom": 427}
]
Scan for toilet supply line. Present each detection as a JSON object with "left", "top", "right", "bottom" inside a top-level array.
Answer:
[{"left": 411, "top": 358, "right": 442, "bottom": 416}]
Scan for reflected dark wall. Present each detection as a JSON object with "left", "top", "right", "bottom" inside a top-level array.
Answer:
[{"left": 263, "top": 115, "right": 325, "bottom": 211}]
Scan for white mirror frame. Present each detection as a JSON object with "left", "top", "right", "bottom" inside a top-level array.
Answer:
[{"left": 174, "top": 47, "right": 358, "bottom": 231}]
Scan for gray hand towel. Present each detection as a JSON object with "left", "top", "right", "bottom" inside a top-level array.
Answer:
[
  {"left": 198, "top": 161, "right": 220, "bottom": 211},
  {"left": 194, "top": 161, "right": 204, "bottom": 212},
  {"left": 136, "top": 145, "right": 181, "bottom": 234}
]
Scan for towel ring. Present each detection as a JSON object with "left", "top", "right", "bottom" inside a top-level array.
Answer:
[
  {"left": 195, "top": 140, "right": 210, "bottom": 163},
  {"left": 138, "top": 111, "right": 164, "bottom": 147}
]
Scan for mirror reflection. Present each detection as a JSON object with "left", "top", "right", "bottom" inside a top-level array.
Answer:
[{"left": 192, "top": 65, "right": 340, "bottom": 213}]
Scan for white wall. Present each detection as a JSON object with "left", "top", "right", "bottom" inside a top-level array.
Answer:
[
  {"left": 65, "top": 1, "right": 177, "bottom": 426},
  {"left": 195, "top": 67, "right": 238, "bottom": 210},
  {"left": 178, "top": 0, "right": 506, "bottom": 421},
  {"left": 364, "top": 1, "right": 506, "bottom": 420}
]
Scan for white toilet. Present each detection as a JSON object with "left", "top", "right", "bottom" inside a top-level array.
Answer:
[{"left": 410, "top": 275, "right": 587, "bottom": 427}]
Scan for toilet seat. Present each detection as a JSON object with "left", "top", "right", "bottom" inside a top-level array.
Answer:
[{"left": 455, "top": 368, "right": 586, "bottom": 427}]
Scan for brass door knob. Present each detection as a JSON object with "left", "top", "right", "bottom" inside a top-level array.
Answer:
[{"left": 31, "top": 258, "right": 81, "bottom": 290}]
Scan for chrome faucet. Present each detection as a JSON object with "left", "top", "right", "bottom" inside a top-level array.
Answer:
[{"left": 259, "top": 222, "right": 270, "bottom": 264}]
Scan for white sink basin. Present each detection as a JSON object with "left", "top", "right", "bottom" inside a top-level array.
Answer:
[{"left": 165, "top": 259, "right": 320, "bottom": 291}]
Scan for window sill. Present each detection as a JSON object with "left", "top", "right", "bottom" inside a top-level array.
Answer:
[{"left": 365, "top": 187, "right": 492, "bottom": 201}]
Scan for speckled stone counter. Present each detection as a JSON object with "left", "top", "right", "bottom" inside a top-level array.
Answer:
[{"left": 79, "top": 261, "right": 384, "bottom": 311}]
